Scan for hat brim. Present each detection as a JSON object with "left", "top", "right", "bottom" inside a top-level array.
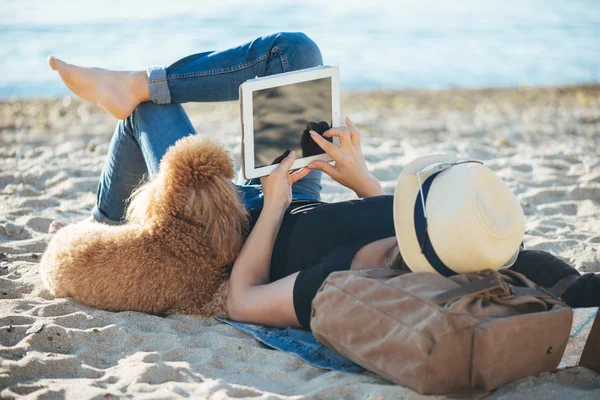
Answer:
[{"left": 393, "top": 154, "right": 460, "bottom": 274}]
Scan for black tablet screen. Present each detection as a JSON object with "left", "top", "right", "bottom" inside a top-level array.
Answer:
[{"left": 252, "top": 77, "right": 332, "bottom": 168}]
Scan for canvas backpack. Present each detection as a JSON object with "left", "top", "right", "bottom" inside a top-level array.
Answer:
[{"left": 311, "top": 268, "right": 573, "bottom": 395}]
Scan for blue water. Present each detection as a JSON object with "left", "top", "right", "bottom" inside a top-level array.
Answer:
[{"left": 1, "top": 0, "right": 599, "bottom": 99}]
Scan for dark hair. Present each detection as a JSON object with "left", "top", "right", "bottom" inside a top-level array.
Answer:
[{"left": 388, "top": 251, "right": 411, "bottom": 272}]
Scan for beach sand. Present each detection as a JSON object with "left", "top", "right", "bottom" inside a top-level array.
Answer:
[{"left": 1, "top": 86, "right": 600, "bottom": 398}]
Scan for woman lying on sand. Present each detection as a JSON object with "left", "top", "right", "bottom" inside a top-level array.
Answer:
[{"left": 46, "top": 32, "right": 599, "bottom": 329}]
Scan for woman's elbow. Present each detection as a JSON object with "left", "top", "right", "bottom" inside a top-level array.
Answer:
[{"left": 226, "top": 284, "right": 249, "bottom": 322}]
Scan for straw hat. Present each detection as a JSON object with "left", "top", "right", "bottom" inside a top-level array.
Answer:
[{"left": 393, "top": 154, "right": 525, "bottom": 276}]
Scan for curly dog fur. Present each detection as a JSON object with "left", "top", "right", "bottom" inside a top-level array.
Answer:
[{"left": 40, "top": 135, "right": 248, "bottom": 317}]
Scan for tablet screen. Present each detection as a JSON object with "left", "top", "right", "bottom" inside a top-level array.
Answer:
[{"left": 252, "top": 77, "right": 332, "bottom": 168}]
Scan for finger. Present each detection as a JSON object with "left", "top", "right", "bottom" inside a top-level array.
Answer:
[
  {"left": 343, "top": 118, "right": 361, "bottom": 146},
  {"left": 321, "top": 128, "right": 352, "bottom": 146},
  {"left": 271, "top": 149, "right": 291, "bottom": 165},
  {"left": 308, "top": 160, "right": 339, "bottom": 179},
  {"left": 275, "top": 150, "right": 296, "bottom": 173},
  {"left": 288, "top": 167, "right": 311, "bottom": 184},
  {"left": 345, "top": 116, "right": 356, "bottom": 129},
  {"left": 309, "top": 131, "right": 340, "bottom": 157},
  {"left": 349, "top": 128, "right": 361, "bottom": 146}
]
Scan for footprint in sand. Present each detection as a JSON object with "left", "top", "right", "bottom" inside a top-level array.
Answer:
[
  {"left": 7, "top": 353, "right": 85, "bottom": 381},
  {"left": 136, "top": 363, "right": 189, "bottom": 385},
  {"left": 0, "top": 237, "right": 47, "bottom": 254},
  {"left": 569, "top": 185, "right": 600, "bottom": 202},
  {"left": 1, "top": 222, "right": 23, "bottom": 237},
  {"left": 521, "top": 187, "right": 568, "bottom": 205},
  {"left": 0, "top": 277, "right": 35, "bottom": 299},
  {"left": 26, "top": 326, "right": 78, "bottom": 355},
  {"left": 0, "top": 325, "right": 32, "bottom": 348},
  {"left": 588, "top": 236, "right": 600, "bottom": 244},
  {"left": 510, "top": 164, "right": 533, "bottom": 173},
  {"left": 226, "top": 387, "right": 264, "bottom": 398},
  {"left": 0, "top": 315, "right": 37, "bottom": 326},
  {"left": 579, "top": 171, "right": 600, "bottom": 184},
  {"left": 4, "top": 385, "right": 54, "bottom": 397},
  {"left": 30, "top": 299, "right": 82, "bottom": 318},
  {"left": 23, "top": 217, "right": 55, "bottom": 233},
  {"left": 2, "top": 184, "right": 42, "bottom": 197},
  {"left": 0, "top": 173, "right": 19, "bottom": 189},
  {"left": 537, "top": 201, "right": 579, "bottom": 216},
  {"left": 19, "top": 198, "right": 60, "bottom": 209},
  {"left": 539, "top": 152, "right": 582, "bottom": 164}
]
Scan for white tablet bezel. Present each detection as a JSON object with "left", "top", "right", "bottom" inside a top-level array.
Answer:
[{"left": 240, "top": 65, "right": 340, "bottom": 180}]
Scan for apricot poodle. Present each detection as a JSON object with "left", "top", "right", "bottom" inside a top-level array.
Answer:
[{"left": 40, "top": 135, "right": 248, "bottom": 317}]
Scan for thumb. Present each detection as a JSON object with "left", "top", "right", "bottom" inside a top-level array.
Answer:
[
  {"left": 308, "top": 160, "right": 337, "bottom": 178},
  {"left": 277, "top": 150, "right": 296, "bottom": 172}
]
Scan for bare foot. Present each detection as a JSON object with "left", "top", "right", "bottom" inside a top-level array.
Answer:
[
  {"left": 48, "top": 216, "right": 96, "bottom": 234},
  {"left": 48, "top": 56, "right": 150, "bottom": 120}
]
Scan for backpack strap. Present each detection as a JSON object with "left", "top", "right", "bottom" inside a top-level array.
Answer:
[
  {"left": 431, "top": 272, "right": 561, "bottom": 304},
  {"left": 500, "top": 269, "right": 566, "bottom": 301},
  {"left": 365, "top": 269, "right": 408, "bottom": 279},
  {"left": 509, "top": 286, "right": 554, "bottom": 299},
  {"left": 431, "top": 274, "right": 505, "bottom": 304}
]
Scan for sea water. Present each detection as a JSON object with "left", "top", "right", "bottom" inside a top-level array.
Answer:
[{"left": 1, "top": 0, "right": 599, "bottom": 99}]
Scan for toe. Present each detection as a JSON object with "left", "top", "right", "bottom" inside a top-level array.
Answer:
[
  {"left": 48, "top": 220, "right": 66, "bottom": 234},
  {"left": 48, "top": 56, "right": 65, "bottom": 71},
  {"left": 48, "top": 56, "right": 57, "bottom": 70}
]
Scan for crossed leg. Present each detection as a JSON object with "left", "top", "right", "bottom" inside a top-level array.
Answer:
[{"left": 48, "top": 32, "right": 324, "bottom": 231}]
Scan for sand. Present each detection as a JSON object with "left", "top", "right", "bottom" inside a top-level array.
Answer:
[{"left": 1, "top": 86, "right": 600, "bottom": 398}]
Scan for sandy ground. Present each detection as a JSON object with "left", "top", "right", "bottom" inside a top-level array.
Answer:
[{"left": 1, "top": 86, "right": 600, "bottom": 399}]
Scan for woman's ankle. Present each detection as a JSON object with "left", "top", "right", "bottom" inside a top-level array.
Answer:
[{"left": 128, "top": 71, "right": 151, "bottom": 104}]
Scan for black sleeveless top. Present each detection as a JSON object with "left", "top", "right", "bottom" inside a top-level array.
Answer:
[{"left": 247, "top": 195, "right": 396, "bottom": 329}]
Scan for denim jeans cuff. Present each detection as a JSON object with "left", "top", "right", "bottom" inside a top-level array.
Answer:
[
  {"left": 92, "top": 205, "right": 123, "bottom": 225},
  {"left": 146, "top": 66, "right": 171, "bottom": 104}
]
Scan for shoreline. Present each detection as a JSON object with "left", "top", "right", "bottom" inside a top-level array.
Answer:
[
  {"left": 3, "top": 83, "right": 600, "bottom": 106},
  {"left": 2, "top": 84, "right": 599, "bottom": 135}
]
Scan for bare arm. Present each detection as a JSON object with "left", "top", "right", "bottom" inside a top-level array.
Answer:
[
  {"left": 227, "top": 151, "right": 308, "bottom": 328},
  {"left": 307, "top": 116, "right": 385, "bottom": 198}
]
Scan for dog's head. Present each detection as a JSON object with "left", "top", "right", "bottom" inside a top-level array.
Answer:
[{"left": 126, "top": 136, "right": 248, "bottom": 264}]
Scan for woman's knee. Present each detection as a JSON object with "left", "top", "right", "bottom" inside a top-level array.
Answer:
[
  {"left": 272, "top": 32, "right": 323, "bottom": 71},
  {"left": 123, "top": 102, "right": 193, "bottom": 137}
]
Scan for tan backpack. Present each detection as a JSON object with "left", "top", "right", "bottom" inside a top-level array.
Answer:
[{"left": 311, "top": 269, "right": 572, "bottom": 395}]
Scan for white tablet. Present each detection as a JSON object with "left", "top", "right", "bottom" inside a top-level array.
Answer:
[{"left": 240, "top": 65, "right": 340, "bottom": 180}]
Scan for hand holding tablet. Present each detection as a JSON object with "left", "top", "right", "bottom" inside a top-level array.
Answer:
[{"left": 307, "top": 117, "right": 384, "bottom": 199}]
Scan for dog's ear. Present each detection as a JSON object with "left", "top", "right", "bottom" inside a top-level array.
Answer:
[{"left": 179, "top": 177, "right": 248, "bottom": 263}]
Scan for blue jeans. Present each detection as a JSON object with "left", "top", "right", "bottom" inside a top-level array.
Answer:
[
  {"left": 92, "top": 32, "right": 324, "bottom": 223},
  {"left": 217, "top": 319, "right": 363, "bottom": 373}
]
